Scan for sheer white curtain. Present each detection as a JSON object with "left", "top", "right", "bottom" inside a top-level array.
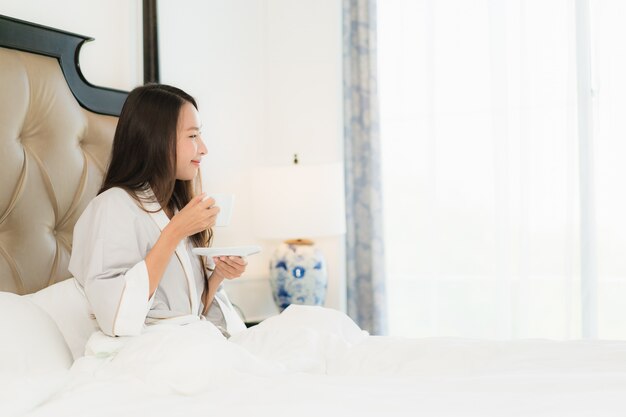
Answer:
[
  {"left": 590, "top": 0, "right": 626, "bottom": 339},
  {"left": 379, "top": 0, "right": 626, "bottom": 339}
]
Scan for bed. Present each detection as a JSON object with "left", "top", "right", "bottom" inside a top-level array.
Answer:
[{"left": 2, "top": 14, "right": 626, "bottom": 417}]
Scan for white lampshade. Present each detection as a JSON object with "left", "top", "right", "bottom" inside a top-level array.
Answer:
[{"left": 251, "top": 162, "right": 346, "bottom": 239}]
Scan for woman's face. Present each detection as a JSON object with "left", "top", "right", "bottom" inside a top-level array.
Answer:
[{"left": 175, "top": 101, "right": 207, "bottom": 181}]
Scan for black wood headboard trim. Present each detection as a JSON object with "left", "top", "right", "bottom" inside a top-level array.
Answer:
[
  {"left": 0, "top": 14, "right": 127, "bottom": 116},
  {"left": 143, "top": 0, "right": 160, "bottom": 84}
]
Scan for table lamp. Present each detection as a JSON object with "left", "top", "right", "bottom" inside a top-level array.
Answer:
[{"left": 252, "top": 155, "right": 346, "bottom": 311}]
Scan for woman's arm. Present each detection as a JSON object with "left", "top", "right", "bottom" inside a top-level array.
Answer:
[
  {"left": 70, "top": 189, "right": 160, "bottom": 336},
  {"left": 145, "top": 194, "right": 219, "bottom": 298},
  {"left": 202, "top": 270, "right": 224, "bottom": 315},
  {"left": 145, "top": 226, "right": 180, "bottom": 298}
]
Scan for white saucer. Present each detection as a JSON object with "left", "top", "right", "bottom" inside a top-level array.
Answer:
[{"left": 192, "top": 245, "right": 262, "bottom": 258}]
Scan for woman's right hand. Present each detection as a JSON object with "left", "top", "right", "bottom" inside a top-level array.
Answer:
[{"left": 165, "top": 194, "right": 219, "bottom": 241}]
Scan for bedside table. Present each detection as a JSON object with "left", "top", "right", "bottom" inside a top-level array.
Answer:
[
  {"left": 242, "top": 312, "right": 277, "bottom": 328},
  {"left": 223, "top": 277, "right": 279, "bottom": 327}
]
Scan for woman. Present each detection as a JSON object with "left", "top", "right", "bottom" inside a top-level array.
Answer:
[{"left": 69, "top": 84, "right": 247, "bottom": 337}]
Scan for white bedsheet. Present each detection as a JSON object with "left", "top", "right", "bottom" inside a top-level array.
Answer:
[{"left": 5, "top": 306, "right": 626, "bottom": 417}]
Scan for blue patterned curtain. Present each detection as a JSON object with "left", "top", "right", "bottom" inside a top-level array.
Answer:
[{"left": 343, "top": 0, "right": 387, "bottom": 335}]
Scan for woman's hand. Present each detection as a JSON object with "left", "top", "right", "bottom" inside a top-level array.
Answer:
[
  {"left": 210, "top": 256, "right": 248, "bottom": 282},
  {"left": 165, "top": 194, "right": 219, "bottom": 241}
]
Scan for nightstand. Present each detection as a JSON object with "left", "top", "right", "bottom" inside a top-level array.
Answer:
[
  {"left": 223, "top": 277, "right": 279, "bottom": 327},
  {"left": 242, "top": 313, "right": 277, "bottom": 328}
]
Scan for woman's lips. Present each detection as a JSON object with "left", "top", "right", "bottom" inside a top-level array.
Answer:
[{"left": 191, "top": 160, "right": 201, "bottom": 166}]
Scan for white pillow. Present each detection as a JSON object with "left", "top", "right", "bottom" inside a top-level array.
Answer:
[
  {"left": 0, "top": 292, "right": 73, "bottom": 375},
  {"left": 28, "top": 278, "right": 98, "bottom": 360}
]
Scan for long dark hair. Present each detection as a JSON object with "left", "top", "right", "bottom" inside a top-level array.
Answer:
[{"left": 100, "top": 84, "right": 212, "bottom": 249}]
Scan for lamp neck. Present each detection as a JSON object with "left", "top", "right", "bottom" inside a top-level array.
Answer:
[{"left": 284, "top": 238, "right": 314, "bottom": 246}]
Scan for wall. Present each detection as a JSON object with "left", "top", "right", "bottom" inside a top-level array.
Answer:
[
  {"left": 0, "top": 0, "right": 143, "bottom": 90},
  {"left": 158, "top": 0, "right": 346, "bottom": 319}
]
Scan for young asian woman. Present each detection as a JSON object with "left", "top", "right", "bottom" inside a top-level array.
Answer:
[{"left": 69, "top": 84, "right": 247, "bottom": 337}]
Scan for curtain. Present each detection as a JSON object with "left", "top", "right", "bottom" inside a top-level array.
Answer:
[
  {"left": 343, "top": 0, "right": 388, "bottom": 334},
  {"left": 378, "top": 0, "right": 626, "bottom": 340}
]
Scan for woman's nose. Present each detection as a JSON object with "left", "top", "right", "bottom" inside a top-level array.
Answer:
[{"left": 199, "top": 138, "right": 208, "bottom": 155}]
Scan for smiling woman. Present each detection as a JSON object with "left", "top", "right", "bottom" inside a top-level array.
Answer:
[{"left": 69, "top": 84, "right": 248, "bottom": 338}]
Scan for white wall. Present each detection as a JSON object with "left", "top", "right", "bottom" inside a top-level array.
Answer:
[
  {"left": 158, "top": 0, "right": 346, "bottom": 319},
  {"left": 0, "top": 0, "right": 143, "bottom": 90}
]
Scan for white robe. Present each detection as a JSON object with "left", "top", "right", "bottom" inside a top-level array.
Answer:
[{"left": 69, "top": 187, "right": 246, "bottom": 337}]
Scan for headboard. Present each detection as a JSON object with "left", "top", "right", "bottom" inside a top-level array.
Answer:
[{"left": 0, "top": 15, "right": 128, "bottom": 294}]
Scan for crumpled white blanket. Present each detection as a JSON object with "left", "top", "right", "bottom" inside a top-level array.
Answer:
[
  {"left": 0, "top": 371, "right": 68, "bottom": 417},
  {"left": 70, "top": 305, "right": 368, "bottom": 396}
]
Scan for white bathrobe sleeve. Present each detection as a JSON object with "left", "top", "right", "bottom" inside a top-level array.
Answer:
[{"left": 69, "top": 189, "right": 155, "bottom": 337}]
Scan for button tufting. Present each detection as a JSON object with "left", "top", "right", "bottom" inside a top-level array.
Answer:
[{"left": 0, "top": 49, "right": 120, "bottom": 294}]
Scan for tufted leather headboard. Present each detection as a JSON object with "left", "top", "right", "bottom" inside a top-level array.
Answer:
[{"left": 0, "top": 15, "right": 128, "bottom": 294}]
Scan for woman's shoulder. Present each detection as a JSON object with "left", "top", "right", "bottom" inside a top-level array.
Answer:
[
  {"left": 87, "top": 187, "right": 143, "bottom": 214},
  {"left": 73, "top": 188, "right": 146, "bottom": 239}
]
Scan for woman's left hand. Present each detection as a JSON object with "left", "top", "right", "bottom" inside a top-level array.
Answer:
[{"left": 211, "top": 256, "right": 247, "bottom": 281}]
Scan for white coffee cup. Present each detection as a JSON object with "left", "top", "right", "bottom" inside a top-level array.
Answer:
[{"left": 203, "top": 193, "right": 234, "bottom": 227}]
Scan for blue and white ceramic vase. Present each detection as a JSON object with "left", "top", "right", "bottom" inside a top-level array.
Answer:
[{"left": 269, "top": 240, "right": 327, "bottom": 311}]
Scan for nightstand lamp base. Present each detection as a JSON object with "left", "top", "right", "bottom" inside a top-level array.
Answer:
[{"left": 269, "top": 239, "right": 327, "bottom": 312}]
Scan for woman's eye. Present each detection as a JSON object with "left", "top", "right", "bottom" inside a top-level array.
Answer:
[{"left": 189, "top": 134, "right": 198, "bottom": 139}]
